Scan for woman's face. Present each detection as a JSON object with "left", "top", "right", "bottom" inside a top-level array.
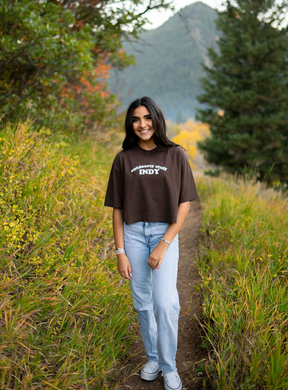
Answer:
[{"left": 132, "top": 105, "right": 156, "bottom": 149}]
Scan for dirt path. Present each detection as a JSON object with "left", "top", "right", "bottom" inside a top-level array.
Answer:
[{"left": 116, "top": 199, "right": 207, "bottom": 390}]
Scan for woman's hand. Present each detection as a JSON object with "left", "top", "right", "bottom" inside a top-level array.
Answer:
[
  {"left": 117, "top": 253, "right": 132, "bottom": 280},
  {"left": 148, "top": 240, "right": 169, "bottom": 271}
]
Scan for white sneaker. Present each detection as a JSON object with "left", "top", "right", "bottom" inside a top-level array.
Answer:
[
  {"left": 140, "top": 361, "right": 159, "bottom": 381},
  {"left": 163, "top": 370, "right": 182, "bottom": 390}
]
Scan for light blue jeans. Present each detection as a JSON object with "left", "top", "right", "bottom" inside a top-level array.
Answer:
[{"left": 124, "top": 221, "right": 180, "bottom": 373}]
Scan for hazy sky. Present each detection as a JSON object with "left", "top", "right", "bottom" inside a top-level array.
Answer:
[{"left": 144, "top": 0, "right": 224, "bottom": 30}]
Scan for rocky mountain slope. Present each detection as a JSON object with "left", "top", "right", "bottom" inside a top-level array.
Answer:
[{"left": 109, "top": 1, "right": 219, "bottom": 121}]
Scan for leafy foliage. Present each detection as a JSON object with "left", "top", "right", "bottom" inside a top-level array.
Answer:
[
  {"left": 197, "top": 0, "right": 288, "bottom": 185},
  {"left": 168, "top": 118, "right": 210, "bottom": 168},
  {"left": 0, "top": 0, "right": 172, "bottom": 128}
]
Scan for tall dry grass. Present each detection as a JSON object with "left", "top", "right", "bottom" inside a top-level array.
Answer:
[
  {"left": 0, "top": 122, "right": 135, "bottom": 389},
  {"left": 196, "top": 176, "right": 288, "bottom": 389}
]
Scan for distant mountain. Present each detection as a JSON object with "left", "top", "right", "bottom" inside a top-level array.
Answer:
[{"left": 108, "top": 1, "right": 219, "bottom": 122}]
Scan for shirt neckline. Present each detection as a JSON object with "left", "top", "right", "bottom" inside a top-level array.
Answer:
[{"left": 136, "top": 144, "right": 159, "bottom": 153}]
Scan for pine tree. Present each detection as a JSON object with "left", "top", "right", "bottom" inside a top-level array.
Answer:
[{"left": 197, "top": 0, "right": 288, "bottom": 185}]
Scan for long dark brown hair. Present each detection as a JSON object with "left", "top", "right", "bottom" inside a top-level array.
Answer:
[{"left": 122, "top": 96, "right": 178, "bottom": 151}]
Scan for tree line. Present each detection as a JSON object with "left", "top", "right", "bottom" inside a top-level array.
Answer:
[{"left": 1, "top": 0, "right": 288, "bottom": 186}]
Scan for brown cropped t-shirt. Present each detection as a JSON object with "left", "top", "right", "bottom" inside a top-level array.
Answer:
[{"left": 104, "top": 145, "right": 198, "bottom": 225}]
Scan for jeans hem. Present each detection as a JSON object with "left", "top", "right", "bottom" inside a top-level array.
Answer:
[
  {"left": 159, "top": 365, "right": 176, "bottom": 373},
  {"left": 146, "top": 358, "right": 159, "bottom": 363}
]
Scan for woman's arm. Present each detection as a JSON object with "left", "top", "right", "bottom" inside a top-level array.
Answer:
[
  {"left": 113, "top": 208, "right": 132, "bottom": 280},
  {"left": 148, "top": 201, "right": 190, "bottom": 270}
]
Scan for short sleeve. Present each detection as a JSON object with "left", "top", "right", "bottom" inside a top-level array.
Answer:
[
  {"left": 104, "top": 155, "right": 124, "bottom": 208},
  {"left": 179, "top": 151, "right": 199, "bottom": 204}
]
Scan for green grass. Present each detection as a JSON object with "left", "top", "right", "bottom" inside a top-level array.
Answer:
[
  {"left": 196, "top": 176, "right": 288, "bottom": 389},
  {"left": 4, "top": 122, "right": 287, "bottom": 389},
  {"left": 0, "top": 121, "right": 135, "bottom": 389}
]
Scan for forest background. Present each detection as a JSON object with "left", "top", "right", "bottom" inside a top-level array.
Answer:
[{"left": 1, "top": 0, "right": 288, "bottom": 389}]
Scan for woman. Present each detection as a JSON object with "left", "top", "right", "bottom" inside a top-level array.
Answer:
[{"left": 105, "top": 97, "right": 198, "bottom": 390}]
